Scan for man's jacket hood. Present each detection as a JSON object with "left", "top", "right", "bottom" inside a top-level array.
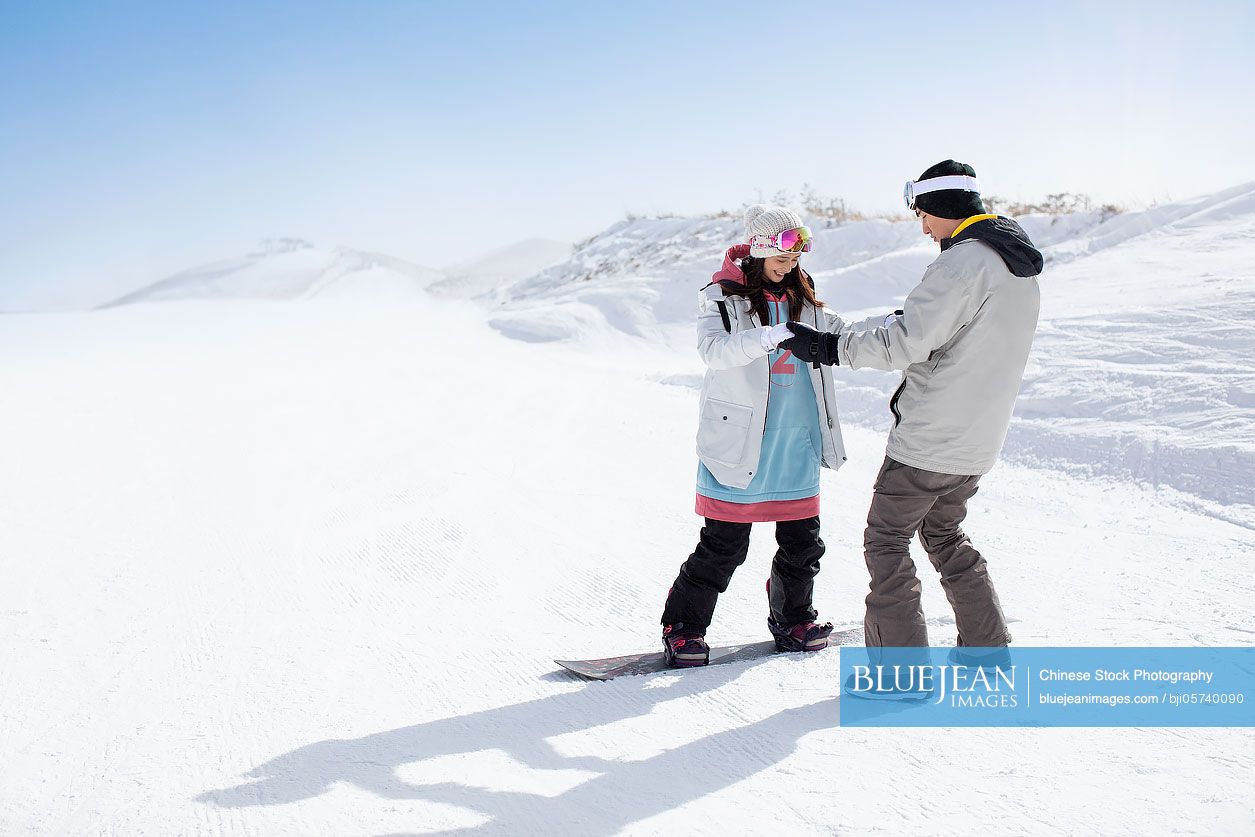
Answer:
[{"left": 942, "top": 217, "right": 1044, "bottom": 278}]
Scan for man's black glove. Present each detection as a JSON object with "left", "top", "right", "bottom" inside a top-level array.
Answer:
[{"left": 777, "top": 321, "right": 840, "bottom": 366}]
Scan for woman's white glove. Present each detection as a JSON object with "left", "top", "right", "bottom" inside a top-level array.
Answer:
[{"left": 760, "top": 322, "right": 795, "bottom": 352}]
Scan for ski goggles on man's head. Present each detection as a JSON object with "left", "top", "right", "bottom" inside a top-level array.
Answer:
[
  {"left": 903, "top": 175, "right": 980, "bottom": 210},
  {"left": 752, "top": 225, "right": 813, "bottom": 253}
]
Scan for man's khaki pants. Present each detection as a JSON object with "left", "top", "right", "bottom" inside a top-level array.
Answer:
[{"left": 862, "top": 456, "right": 1011, "bottom": 648}]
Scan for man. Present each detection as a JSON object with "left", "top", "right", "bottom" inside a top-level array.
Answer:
[{"left": 780, "top": 159, "right": 1043, "bottom": 654}]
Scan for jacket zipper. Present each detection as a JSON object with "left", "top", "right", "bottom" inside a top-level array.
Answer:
[
  {"left": 761, "top": 302, "right": 771, "bottom": 439},
  {"left": 888, "top": 377, "right": 907, "bottom": 427},
  {"left": 813, "top": 306, "right": 836, "bottom": 462}
]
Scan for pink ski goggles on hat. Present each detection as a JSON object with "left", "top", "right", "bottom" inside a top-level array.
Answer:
[{"left": 751, "top": 225, "right": 813, "bottom": 253}]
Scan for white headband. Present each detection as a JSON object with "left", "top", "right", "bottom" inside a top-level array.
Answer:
[{"left": 911, "top": 175, "right": 980, "bottom": 196}]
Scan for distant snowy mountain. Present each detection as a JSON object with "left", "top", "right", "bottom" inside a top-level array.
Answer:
[
  {"left": 484, "top": 184, "right": 1255, "bottom": 509},
  {"left": 426, "top": 238, "right": 572, "bottom": 300},
  {"left": 100, "top": 238, "right": 444, "bottom": 307},
  {"left": 96, "top": 236, "right": 571, "bottom": 309}
]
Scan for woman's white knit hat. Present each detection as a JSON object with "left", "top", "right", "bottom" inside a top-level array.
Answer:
[{"left": 744, "top": 204, "right": 805, "bottom": 257}]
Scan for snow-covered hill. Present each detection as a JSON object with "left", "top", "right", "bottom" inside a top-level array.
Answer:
[
  {"left": 100, "top": 238, "right": 445, "bottom": 307},
  {"left": 94, "top": 236, "right": 573, "bottom": 310},
  {"left": 484, "top": 185, "right": 1255, "bottom": 510},
  {"left": 427, "top": 237, "right": 572, "bottom": 300}
]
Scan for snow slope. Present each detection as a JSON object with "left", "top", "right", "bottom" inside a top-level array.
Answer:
[
  {"left": 100, "top": 238, "right": 445, "bottom": 307},
  {"left": 487, "top": 185, "right": 1255, "bottom": 511},
  {"left": 0, "top": 298, "right": 1251, "bottom": 834},
  {"left": 427, "top": 238, "right": 572, "bottom": 300}
]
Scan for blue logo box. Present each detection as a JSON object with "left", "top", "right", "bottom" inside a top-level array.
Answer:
[{"left": 838, "top": 647, "right": 1255, "bottom": 727}]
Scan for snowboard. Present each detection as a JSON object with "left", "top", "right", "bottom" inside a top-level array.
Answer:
[{"left": 555, "top": 627, "right": 864, "bottom": 680}]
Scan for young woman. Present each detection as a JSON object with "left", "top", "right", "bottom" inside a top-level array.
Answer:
[{"left": 660, "top": 204, "right": 852, "bottom": 667}]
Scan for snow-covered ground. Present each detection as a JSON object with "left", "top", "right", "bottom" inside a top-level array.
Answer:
[{"left": 1, "top": 186, "right": 1253, "bottom": 834}]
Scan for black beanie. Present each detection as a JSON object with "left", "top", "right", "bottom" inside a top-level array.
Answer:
[{"left": 912, "top": 159, "right": 986, "bottom": 220}]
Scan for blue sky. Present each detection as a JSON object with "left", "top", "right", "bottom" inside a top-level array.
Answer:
[{"left": 2, "top": 1, "right": 1253, "bottom": 307}]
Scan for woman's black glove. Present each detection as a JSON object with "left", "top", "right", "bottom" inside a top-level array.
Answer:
[{"left": 778, "top": 321, "right": 840, "bottom": 366}]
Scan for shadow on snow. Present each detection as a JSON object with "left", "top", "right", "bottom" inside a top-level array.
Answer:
[{"left": 199, "top": 656, "right": 840, "bottom": 834}]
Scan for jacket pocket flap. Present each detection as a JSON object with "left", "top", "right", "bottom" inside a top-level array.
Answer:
[{"left": 701, "top": 398, "right": 752, "bottom": 428}]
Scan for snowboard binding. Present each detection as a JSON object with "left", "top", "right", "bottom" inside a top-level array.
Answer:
[
  {"left": 768, "top": 616, "right": 834, "bottom": 652},
  {"left": 766, "top": 578, "right": 833, "bottom": 652},
  {"left": 662, "top": 623, "right": 710, "bottom": 667}
]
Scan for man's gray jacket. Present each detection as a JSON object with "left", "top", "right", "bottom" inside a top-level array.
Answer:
[{"left": 832, "top": 217, "right": 1044, "bottom": 476}]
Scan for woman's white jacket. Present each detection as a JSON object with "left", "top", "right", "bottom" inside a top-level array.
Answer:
[{"left": 695, "top": 248, "right": 855, "bottom": 490}]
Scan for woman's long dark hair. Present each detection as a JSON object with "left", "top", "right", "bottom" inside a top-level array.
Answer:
[{"left": 722, "top": 257, "right": 825, "bottom": 325}]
